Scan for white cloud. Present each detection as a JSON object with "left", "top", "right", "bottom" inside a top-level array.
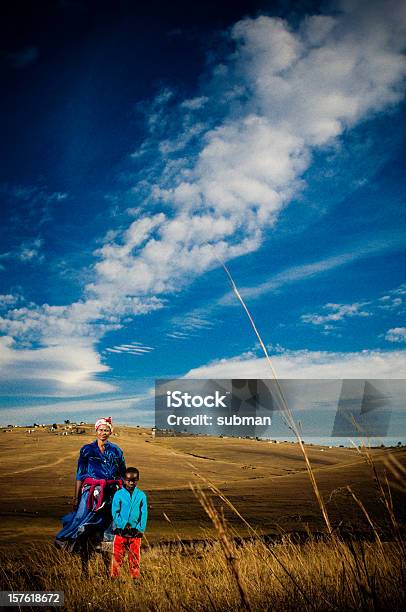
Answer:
[
  {"left": 302, "top": 302, "right": 370, "bottom": 327},
  {"left": 385, "top": 327, "right": 406, "bottom": 343},
  {"left": 0, "top": 336, "right": 114, "bottom": 396},
  {"left": 185, "top": 347, "right": 406, "bottom": 379},
  {"left": 0, "top": 296, "right": 163, "bottom": 346},
  {"left": 234, "top": 4, "right": 406, "bottom": 146},
  {"left": 0, "top": 294, "right": 22, "bottom": 309},
  {"left": 180, "top": 96, "right": 209, "bottom": 110},
  {"left": 378, "top": 283, "right": 406, "bottom": 310},
  {"left": 18, "top": 238, "right": 44, "bottom": 262},
  {"left": 166, "top": 331, "right": 190, "bottom": 340},
  {"left": 0, "top": 184, "right": 68, "bottom": 230},
  {"left": 0, "top": 238, "right": 45, "bottom": 267},
  {"left": 105, "top": 342, "right": 154, "bottom": 355},
  {"left": 301, "top": 283, "right": 405, "bottom": 333},
  {"left": 167, "top": 308, "right": 215, "bottom": 340}
]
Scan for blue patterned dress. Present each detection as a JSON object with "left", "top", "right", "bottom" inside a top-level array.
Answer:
[{"left": 55, "top": 440, "right": 126, "bottom": 552}]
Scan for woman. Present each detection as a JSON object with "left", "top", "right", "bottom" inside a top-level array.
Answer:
[{"left": 55, "top": 417, "right": 126, "bottom": 560}]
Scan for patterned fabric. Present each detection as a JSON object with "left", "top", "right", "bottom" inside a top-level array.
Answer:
[
  {"left": 76, "top": 440, "right": 126, "bottom": 481},
  {"left": 95, "top": 417, "right": 113, "bottom": 431},
  {"left": 82, "top": 477, "right": 122, "bottom": 510}
]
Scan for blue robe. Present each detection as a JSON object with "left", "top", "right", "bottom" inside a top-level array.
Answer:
[{"left": 55, "top": 440, "right": 126, "bottom": 552}]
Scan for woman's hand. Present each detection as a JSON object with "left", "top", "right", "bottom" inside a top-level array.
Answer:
[{"left": 72, "top": 496, "right": 79, "bottom": 510}]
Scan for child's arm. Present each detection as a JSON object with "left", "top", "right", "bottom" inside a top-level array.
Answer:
[{"left": 138, "top": 492, "right": 148, "bottom": 533}]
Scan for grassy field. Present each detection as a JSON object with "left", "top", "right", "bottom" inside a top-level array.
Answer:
[
  {"left": 0, "top": 425, "right": 405, "bottom": 549},
  {"left": 1, "top": 425, "right": 405, "bottom": 610}
]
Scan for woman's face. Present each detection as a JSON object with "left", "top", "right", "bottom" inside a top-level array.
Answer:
[{"left": 96, "top": 425, "right": 112, "bottom": 442}]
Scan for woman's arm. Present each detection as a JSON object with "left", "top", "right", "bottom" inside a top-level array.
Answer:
[
  {"left": 72, "top": 479, "right": 82, "bottom": 510},
  {"left": 118, "top": 448, "right": 126, "bottom": 479},
  {"left": 73, "top": 445, "right": 87, "bottom": 509}
]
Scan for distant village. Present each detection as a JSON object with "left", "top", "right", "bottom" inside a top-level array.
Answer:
[
  {"left": 2, "top": 420, "right": 88, "bottom": 435},
  {"left": 1, "top": 422, "right": 404, "bottom": 449}
]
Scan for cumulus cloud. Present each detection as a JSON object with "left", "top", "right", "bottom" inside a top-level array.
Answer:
[
  {"left": 0, "top": 294, "right": 22, "bottom": 309},
  {"left": 378, "top": 284, "right": 406, "bottom": 310},
  {"left": 185, "top": 347, "right": 406, "bottom": 379},
  {"left": 302, "top": 302, "right": 371, "bottom": 327},
  {"left": 301, "top": 283, "right": 405, "bottom": 333},
  {"left": 0, "top": 296, "right": 163, "bottom": 346},
  {"left": 385, "top": 327, "right": 406, "bottom": 343},
  {"left": 0, "top": 238, "right": 45, "bottom": 267},
  {"left": 18, "top": 238, "right": 44, "bottom": 262}
]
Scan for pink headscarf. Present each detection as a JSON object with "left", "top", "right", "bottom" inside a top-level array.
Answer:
[{"left": 95, "top": 417, "right": 113, "bottom": 432}]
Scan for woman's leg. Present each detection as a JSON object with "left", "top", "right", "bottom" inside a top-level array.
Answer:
[{"left": 76, "top": 534, "right": 94, "bottom": 576}]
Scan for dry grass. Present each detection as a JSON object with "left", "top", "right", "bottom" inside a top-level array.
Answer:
[
  {"left": 1, "top": 445, "right": 404, "bottom": 611},
  {"left": 0, "top": 534, "right": 404, "bottom": 611},
  {"left": 4, "top": 425, "right": 399, "bottom": 549}
]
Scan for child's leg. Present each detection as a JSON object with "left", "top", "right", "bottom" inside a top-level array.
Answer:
[
  {"left": 128, "top": 537, "right": 141, "bottom": 579},
  {"left": 110, "top": 535, "right": 127, "bottom": 577}
]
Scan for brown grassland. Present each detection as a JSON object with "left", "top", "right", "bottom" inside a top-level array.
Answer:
[{"left": 0, "top": 425, "right": 405, "bottom": 610}]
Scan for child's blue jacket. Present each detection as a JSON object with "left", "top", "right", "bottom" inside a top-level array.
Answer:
[{"left": 111, "top": 487, "right": 148, "bottom": 533}]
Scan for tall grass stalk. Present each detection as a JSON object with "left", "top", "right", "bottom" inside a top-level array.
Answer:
[
  {"left": 384, "top": 453, "right": 406, "bottom": 493},
  {"left": 191, "top": 483, "right": 252, "bottom": 612},
  {"left": 346, "top": 485, "right": 385, "bottom": 553},
  {"left": 219, "top": 260, "right": 333, "bottom": 535},
  {"left": 354, "top": 443, "right": 405, "bottom": 557},
  {"left": 191, "top": 474, "right": 320, "bottom": 611}
]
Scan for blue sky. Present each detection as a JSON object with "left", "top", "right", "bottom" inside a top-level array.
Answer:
[{"left": 0, "top": 0, "right": 405, "bottom": 426}]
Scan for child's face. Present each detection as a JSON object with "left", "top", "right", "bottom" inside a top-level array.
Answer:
[{"left": 124, "top": 472, "right": 138, "bottom": 492}]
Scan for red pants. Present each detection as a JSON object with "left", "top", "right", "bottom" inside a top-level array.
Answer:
[{"left": 111, "top": 535, "right": 141, "bottom": 578}]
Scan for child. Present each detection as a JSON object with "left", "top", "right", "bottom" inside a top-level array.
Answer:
[{"left": 110, "top": 467, "right": 148, "bottom": 580}]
